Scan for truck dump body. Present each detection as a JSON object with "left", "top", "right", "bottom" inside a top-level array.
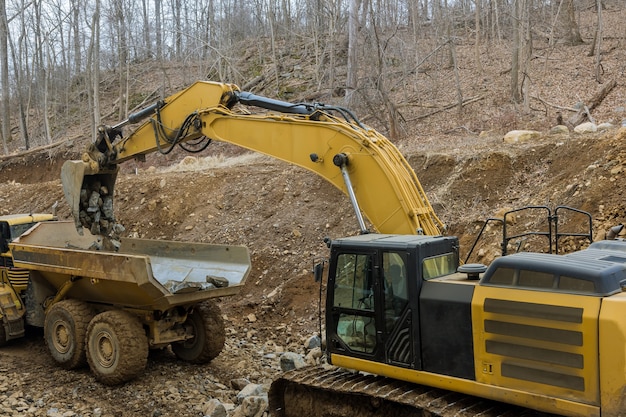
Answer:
[{"left": 9, "top": 222, "right": 250, "bottom": 311}]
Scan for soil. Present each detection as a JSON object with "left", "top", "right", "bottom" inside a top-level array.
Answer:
[{"left": 2, "top": 8, "right": 626, "bottom": 415}]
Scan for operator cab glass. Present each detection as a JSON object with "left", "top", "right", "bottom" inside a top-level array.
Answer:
[{"left": 327, "top": 234, "right": 460, "bottom": 369}]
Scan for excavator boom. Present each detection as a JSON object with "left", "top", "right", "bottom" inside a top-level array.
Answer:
[{"left": 62, "top": 81, "right": 444, "bottom": 237}]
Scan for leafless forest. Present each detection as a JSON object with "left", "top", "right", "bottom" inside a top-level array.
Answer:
[{"left": 0, "top": 0, "right": 624, "bottom": 155}]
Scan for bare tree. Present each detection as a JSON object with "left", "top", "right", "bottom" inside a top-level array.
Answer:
[
  {"left": 474, "top": 0, "right": 483, "bottom": 72},
  {"left": 72, "top": 0, "right": 82, "bottom": 75},
  {"left": 140, "top": 0, "right": 151, "bottom": 58},
  {"left": 510, "top": 0, "right": 521, "bottom": 103},
  {"left": 553, "top": 0, "right": 583, "bottom": 46},
  {"left": 155, "top": 0, "right": 162, "bottom": 60},
  {"left": 112, "top": 0, "right": 129, "bottom": 120},
  {"left": 86, "top": 0, "right": 101, "bottom": 140},
  {"left": 172, "top": 0, "right": 182, "bottom": 59},
  {"left": 588, "top": 0, "right": 603, "bottom": 83},
  {"left": 9, "top": 0, "right": 31, "bottom": 150},
  {"left": 0, "top": 0, "right": 9, "bottom": 152},
  {"left": 345, "top": 0, "right": 360, "bottom": 107}
]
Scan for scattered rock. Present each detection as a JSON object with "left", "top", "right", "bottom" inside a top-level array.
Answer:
[
  {"left": 549, "top": 125, "right": 569, "bottom": 134},
  {"left": 280, "top": 352, "right": 306, "bottom": 371},
  {"left": 574, "top": 122, "right": 597, "bottom": 134},
  {"left": 236, "top": 383, "right": 266, "bottom": 403},
  {"left": 503, "top": 130, "right": 541, "bottom": 144},
  {"left": 202, "top": 398, "right": 227, "bottom": 417},
  {"left": 232, "top": 396, "right": 268, "bottom": 417},
  {"left": 304, "top": 334, "right": 321, "bottom": 350},
  {"left": 230, "top": 378, "right": 251, "bottom": 391}
]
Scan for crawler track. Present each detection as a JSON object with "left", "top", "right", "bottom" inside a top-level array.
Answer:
[{"left": 269, "top": 367, "right": 558, "bottom": 417}]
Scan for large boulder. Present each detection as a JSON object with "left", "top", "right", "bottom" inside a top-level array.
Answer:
[
  {"left": 574, "top": 122, "right": 597, "bottom": 134},
  {"left": 503, "top": 130, "right": 541, "bottom": 144}
]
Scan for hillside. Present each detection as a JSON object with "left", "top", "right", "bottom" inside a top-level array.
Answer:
[{"left": 0, "top": 5, "right": 626, "bottom": 417}]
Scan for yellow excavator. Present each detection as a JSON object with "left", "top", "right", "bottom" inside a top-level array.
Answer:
[{"left": 61, "top": 81, "right": 626, "bottom": 417}]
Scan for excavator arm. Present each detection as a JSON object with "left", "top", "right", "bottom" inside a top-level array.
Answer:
[{"left": 61, "top": 81, "right": 444, "bottom": 237}]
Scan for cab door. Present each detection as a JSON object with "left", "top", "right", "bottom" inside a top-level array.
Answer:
[
  {"left": 327, "top": 248, "right": 417, "bottom": 368},
  {"left": 327, "top": 250, "right": 382, "bottom": 360},
  {"left": 380, "top": 250, "right": 415, "bottom": 368}
]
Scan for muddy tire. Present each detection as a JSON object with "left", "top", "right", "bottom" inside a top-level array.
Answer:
[
  {"left": 86, "top": 310, "right": 148, "bottom": 385},
  {"left": 44, "top": 300, "right": 94, "bottom": 369},
  {"left": 172, "top": 301, "right": 225, "bottom": 363}
]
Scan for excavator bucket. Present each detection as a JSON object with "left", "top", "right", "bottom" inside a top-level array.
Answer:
[{"left": 61, "top": 160, "right": 118, "bottom": 236}]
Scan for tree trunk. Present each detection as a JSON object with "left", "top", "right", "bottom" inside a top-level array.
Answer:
[
  {"left": 592, "top": 0, "right": 603, "bottom": 83},
  {"left": 345, "top": 0, "right": 359, "bottom": 107},
  {"left": 114, "top": 0, "right": 128, "bottom": 120},
  {"left": 155, "top": 0, "right": 162, "bottom": 60},
  {"left": 173, "top": 0, "right": 182, "bottom": 59},
  {"left": 87, "top": 0, "right": 101, "bottom": 140},
  {"left": 9, "top": 10, "right": 28, "bottom": 150},
  {"left": 474, "top": 0, "right": 483, "bottom": 72},
  {"left": 142, "top": 0, "right": 152, "bottom": 58},
  {"left": 72, "top": 0, "right": 81, "bottom": 76},
  {"left": 511, "top": 0, "right": 521, "bottom": 103},
  {"left": 0, "top": 0, "right": 10, "bottom": 151},
  {"left": 521, "top": 0, "right": 533, "bottom": 113},
  {"left": 554, "top": 0, "right": 583, "bottom": 45}
]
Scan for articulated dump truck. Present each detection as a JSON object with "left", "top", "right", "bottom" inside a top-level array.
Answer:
[{"left": 0, "top": 217, "right": 250, "bottom": 385}]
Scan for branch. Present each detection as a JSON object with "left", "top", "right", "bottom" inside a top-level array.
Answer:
[
  {"left": 530, "top": 94, "right": 577, "bottom": 112},
  {"left": 567, "top": 79, "right": 617, "bottom": 126},
  {"left": 406, "top": 96, "right": 485, "bottom": 121}
]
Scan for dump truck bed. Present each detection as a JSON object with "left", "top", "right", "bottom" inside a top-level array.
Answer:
[{"left": 9, "top": 222, "right": 250, "bottom": 311}]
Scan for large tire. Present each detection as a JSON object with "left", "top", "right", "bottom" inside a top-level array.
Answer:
[
  {"left": 44, "top": 300, "right": 94, "bottom": 369},
  {"left": 85, "top": 310, "right": 148, "bottom": 385},
  {"left": 172, "top": 301, "right": 225, "bottom": 363}
]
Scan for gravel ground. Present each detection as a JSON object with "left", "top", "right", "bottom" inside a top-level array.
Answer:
[{"left": 0, "top": 322, "right": 322, "bottom": 417}]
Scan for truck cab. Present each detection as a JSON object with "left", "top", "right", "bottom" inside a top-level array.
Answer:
[
  {"left": 0, "top": 213, "right": 56, "bottom": 345},
  {"left": 0, "top": 213, "right": 56, "bottom": 260}
]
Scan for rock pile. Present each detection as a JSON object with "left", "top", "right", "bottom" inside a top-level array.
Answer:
[{"left": 77, "top": 179, "right": 124, "bottom": 250}]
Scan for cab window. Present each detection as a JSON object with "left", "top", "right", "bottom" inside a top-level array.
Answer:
[
  {"left": 9, "top": 222, "right": 36, "bottom": 240},
  {"left": 383, "top": 252, "right": 409, "bottom": 333},
  {"left": 423, "top": 253, "right": 457, "bottom": 280},
  {"left": 333, "top": 253, "right": 376, "bottom": 353},
  {"left": 333, "top": 253, "right": 373, "bottom": 310}
]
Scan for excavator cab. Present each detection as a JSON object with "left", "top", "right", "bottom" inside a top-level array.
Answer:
[{"left": 325, "top": 234, "right": 460, "bottom": 369}]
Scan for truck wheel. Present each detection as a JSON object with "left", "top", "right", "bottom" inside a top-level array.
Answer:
[
  {"left": 172, "top": 301, "right": 225, "bottom": 363},
  {"left": 86, "top": 310, "right": 148, "bottom": 385},
  {"left": 44, "top": 300, "right": 94, "bottom": 369}
]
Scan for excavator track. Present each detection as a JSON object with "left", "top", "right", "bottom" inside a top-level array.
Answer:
[{"left": 269, "top": 366, "right": 559, "bottom": 417}]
